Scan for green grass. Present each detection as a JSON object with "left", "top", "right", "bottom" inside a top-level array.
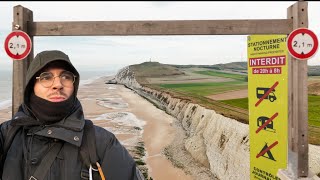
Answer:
[
  {"left": 160, "top": 81, "right": 247, "bottom": 96},
  {"left": 220, "top": 98, "right": 248, "bottom": 110},
  {"left": 220, "top": 95, "right": 320, "bottom": 127},
  {"left": 194, "top": 70, "right": 247, "bottom": 81},
  {"left": 220, "top": 95, "right": 320, "bottom": 144},
  {"left": 309, "top": 95, "right": 320, "bottom": 127}
]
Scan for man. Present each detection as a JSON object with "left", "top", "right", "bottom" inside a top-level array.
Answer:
[{"left": 0, "top": 50, "right": 144, "bottom": 180}]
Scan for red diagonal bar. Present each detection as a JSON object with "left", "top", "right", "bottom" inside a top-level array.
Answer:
[
  {"left": 256, "top": 141, "right": 278, "bottom": 158},
  {"left": 255, "top": 81, "right": 279, "bottom": 107},
  {"left": 256, "top": 112, "right": 279, "bottom": 134}
]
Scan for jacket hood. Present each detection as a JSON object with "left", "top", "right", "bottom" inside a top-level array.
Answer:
[{"left": 24, "top": 50, "right": 80, "bottom": 104}]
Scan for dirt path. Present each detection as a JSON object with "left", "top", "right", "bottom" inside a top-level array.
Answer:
[{"left": 206, "top": 89, "right": 248, "bottom": 100}]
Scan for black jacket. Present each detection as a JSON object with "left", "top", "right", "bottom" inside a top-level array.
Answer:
[
  {"left": 0, "top": 101, "right": 143, "bottom": 180},
  {"left": 0, "top": 50, "right": 144, "bottom": 180}
]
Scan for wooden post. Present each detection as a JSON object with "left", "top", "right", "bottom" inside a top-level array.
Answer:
[
  {"left": 12, "top": 5, "right": 34, "bottom": 116},
  {"left": 283, "top": 1, "right": 309, "bottom": 178},
  {"left": 29, "top": 19, "right": 292, "bottom": 36}
]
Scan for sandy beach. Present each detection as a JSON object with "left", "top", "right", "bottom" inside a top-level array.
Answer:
[
  {"left": 79, "top": 76, "right": 193, "bottom": 180},
  {"left": 0, "top": 76, "right": 193, "bottom": 180}
]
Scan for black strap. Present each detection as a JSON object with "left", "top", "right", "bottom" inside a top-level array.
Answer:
[
  {"left": 0, "top": 125, "right": 22, "bottom": 177},
  {"left": 29, "top": 142, "right": 63, "bottom": 180},
  {"left": 80, "top": 120, "right": 98, "bottom": 169},
  {"left": 3, "top": 126, "right": 21, "bottom": 154},
  {"left": 1, "top": 120, "right": 99, "bottom": 180}
]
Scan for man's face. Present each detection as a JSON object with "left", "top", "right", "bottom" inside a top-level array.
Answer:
[{"left": 34, "top": 67, "right": 75, "bottom": 102}]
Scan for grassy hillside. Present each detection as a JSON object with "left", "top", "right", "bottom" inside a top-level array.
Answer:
[
  {"left": 131, "top": 62, "right": 184, "bottom": 77},
  {"left": 172, "top": 62, "right": 320, "bottom": 75},
  {"left": 160, "top": 81, "right": 247, "bottom": 96},
  {"left": 309, "top": 65, "right": 320, "bottom": 76},
  {"left": 209, "top": 61, "right": 247, "bottom": 70},
  {"left": 194, "top": 70, "right": 247, "bottom": 81},
  {"left": 130, "top": 62, "right": 185, "bottom": 84},
  {"left": 172, "top": 61, "right": 247, "bottom": 70}
]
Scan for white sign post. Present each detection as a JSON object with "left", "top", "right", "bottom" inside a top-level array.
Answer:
[{"left": 4, "top": 30, "right": 32, "bottom": 60}]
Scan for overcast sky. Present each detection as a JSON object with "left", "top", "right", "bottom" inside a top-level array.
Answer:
[{"left": 0, "top": 1, "right": 319, "bottom": 72}]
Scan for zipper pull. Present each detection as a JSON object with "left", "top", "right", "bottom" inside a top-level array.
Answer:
[
  {"left": 89, "top": 165, "right": 93, "bottom": 180},
  {"left": 96, "top": 162, "right": 106, "bottom": 180}
]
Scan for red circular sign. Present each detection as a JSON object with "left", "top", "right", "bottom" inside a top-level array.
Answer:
[
  {"left": 4, "top": 30, "right": 32, "bottom": 60},
  {"left": 287, "top": 28, "right": 318, "bottom": 60}
]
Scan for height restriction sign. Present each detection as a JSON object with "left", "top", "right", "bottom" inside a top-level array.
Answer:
[
  {"left": 4, "top": 30, "right": 32, "bottom": 60},
  {"left": 248, "top": 35, "right": 288, "bottom": 180},
  {"left": 287, "top": 28, "right": 318, "bottom": 60}
]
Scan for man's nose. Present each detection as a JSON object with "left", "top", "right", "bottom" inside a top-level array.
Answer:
[{"left": 51, "top": 76, "right": 63, "bottom": 89}]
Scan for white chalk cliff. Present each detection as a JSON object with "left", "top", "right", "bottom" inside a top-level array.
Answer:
[{"left": 115, "top": 66, "right": 320, "bottom": 179}]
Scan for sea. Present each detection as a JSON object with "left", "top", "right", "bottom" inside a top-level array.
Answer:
[{"left": 0, "top": 69, "right": 118, "bottom": 110}]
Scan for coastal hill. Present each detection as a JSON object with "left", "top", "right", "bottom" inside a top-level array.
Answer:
[
  {"left": 130, "top": 62, "right": 185, "bottom": 84},
  {"left": 172, "top": 61, "right": 248, "bottom": 73}
]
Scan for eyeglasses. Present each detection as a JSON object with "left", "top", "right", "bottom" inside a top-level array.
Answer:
[{"left": 35, "top": 71, "right": 76, "bottom": 88}]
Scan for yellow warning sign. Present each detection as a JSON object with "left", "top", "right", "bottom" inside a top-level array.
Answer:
[{"left": 248, "top": 35, "right": 288, "bottom": 180}]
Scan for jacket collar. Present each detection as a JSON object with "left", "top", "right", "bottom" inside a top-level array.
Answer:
[{"left": 12, "top": 98, "right": 85, "bottom": 147}]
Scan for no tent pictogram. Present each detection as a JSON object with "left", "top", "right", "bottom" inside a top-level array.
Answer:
[
  {"left": 255, "top": 81, "right": 279, "bottom": 107},
  {"left": 256, "top": 141, "right": 278, "bottom": 161}
]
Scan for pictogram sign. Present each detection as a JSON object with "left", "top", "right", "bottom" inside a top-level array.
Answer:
[
  {"left": 256, "top": 141, "right": 279, "bottom": 161},
  {"left": 248, "top": 35, "right": 288, "bottom": 180},
  {"left": 256, "top": 112, "right": 278, "bottom": 134},
  {"left": 255, "top": 81, "right": 279, "bottom": 107},
  {"left": 4, "top": 30, "right": 32, "bottom": 60}
]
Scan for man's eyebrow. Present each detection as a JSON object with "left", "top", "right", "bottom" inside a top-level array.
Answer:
[{"left": 61, "top": 70, "right": 73, "bottom": 74}]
